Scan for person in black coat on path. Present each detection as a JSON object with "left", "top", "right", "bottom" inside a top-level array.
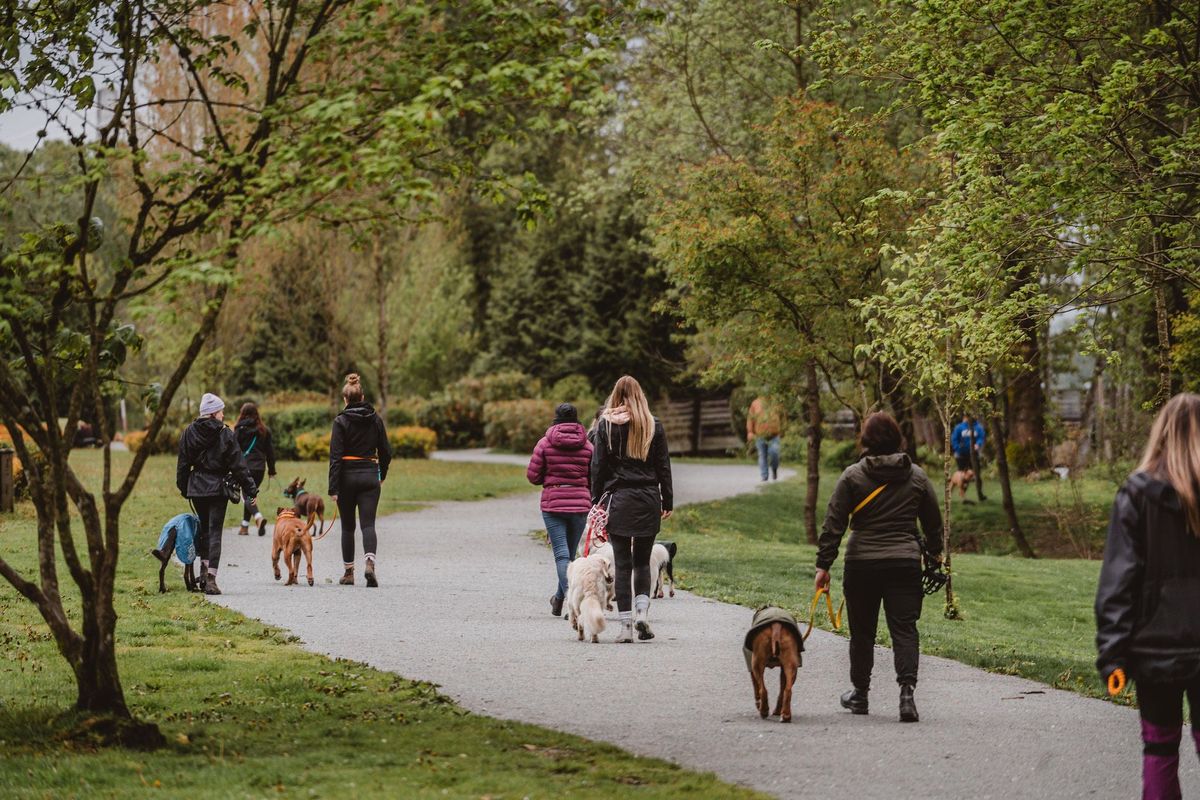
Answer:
[
  {"left": 590, "top": 375, "right": 673, "bottom": 642},
  {"left": 329, "top": 373, "right": 392, "bottom": 588},
  {"left": 233, "top": 402, "right": 276, "bottom": 537},
  {"left": 176, "top": 392, "right": 257, "bottom": 596},
  {"left": 1096, "top": 393, "right": 1200, "bottom": 800}
]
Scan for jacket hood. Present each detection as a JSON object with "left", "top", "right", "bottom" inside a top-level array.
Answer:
[
  {"left": 234, "top": 417, "right": 261, "bottom": 434},
  {"left": 603, "top": 406, "right": 631, "bottom": 425},
  {"left": 547, "top": 422, "right": 588, "bottom": 450},
  {"left": 860, "top": 452, "right": 913, "bottom": 482},
  {"left": 187, "top": 416, "right": 226, "bottom": 446},
  {"left": 339, "top": 402, "right": 378, "bottom": 425},
  {"left": 1133, "top": 470, "right": 1183, "bottom": 511}
]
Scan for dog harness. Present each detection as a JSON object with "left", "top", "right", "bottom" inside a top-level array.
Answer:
[{"left": 157, "top": 513, "right": 200, "bottom": 566}]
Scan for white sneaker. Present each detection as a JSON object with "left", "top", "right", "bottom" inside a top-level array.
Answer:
[
  {"left": 634, "top": 606, "right": 654, "bottom": 641},
  {"left": 614, "top": 620, "right": 634, "bottom": 643}
]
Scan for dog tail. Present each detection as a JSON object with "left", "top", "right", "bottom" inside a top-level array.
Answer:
[
  {"left": 770, "top": 622, "right": 782, "bottom": 660},
  {"left": 581, "top": 596, "right": 606, "bottom": 638}
]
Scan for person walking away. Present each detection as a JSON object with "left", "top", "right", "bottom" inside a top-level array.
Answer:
[
  {"left": 814, "top": 411, "right": 942, "bottom": 722},
  {"left": 234, "top": 402, "right": 277, "bottom": 537},
  {"left": 950, "top": 413, "right": 987, "bottom": 503},
  {"left": 747, "top": 395, "right": 784, "bottom": 481},
  {"left": 176, "top": 392, "right": 257, "bottom": 596},
  {"left": 591, "top": 376, "right": 673, "bottom": 642},
  {"left": 1096, "top": 393, "right": 1200, "bottom": 800},
  {"left": 528, "top": 403, "right": 593, "bottom": 617},
  {"left": 329, "top": 373, "right": 392, "bottom": 587}
]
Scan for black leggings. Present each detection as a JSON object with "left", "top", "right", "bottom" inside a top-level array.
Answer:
[
  {"left": 338, "top": 469, "right": 381, "bottom": 564},
  {"left": 844, "top": 559, "right": 923, "bottom": 689},
  {"left": 609, "top": 533, "right": 656, "bottom": 613},
  {"left": 192, "top": 496, "right": 228, "bottom": 571},
  {"left": 242, "top": 467, "right": 265, "bottom": 522}
]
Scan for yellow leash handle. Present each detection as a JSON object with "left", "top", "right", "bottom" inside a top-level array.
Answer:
[
  {"left": 1108, "top": 668, "right": 1127, "bottom": 696},
  {"left": 803, "top": 587, "right": 845, "bottom": 641}
]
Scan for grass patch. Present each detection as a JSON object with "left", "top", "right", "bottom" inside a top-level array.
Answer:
[
  {"left": 0, "top": 450, "right": 758, "bottom": 799},
  {"left": 662, "top": 478, "right": 1122, "bottom": 703}
]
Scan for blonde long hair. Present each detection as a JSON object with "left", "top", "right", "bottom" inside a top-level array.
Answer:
[
  {"left": 1138, "top": 393, "right": 1200, "bottom": 536},
  {"left": 604, "top": 375, "right": 655, "bottom": 460}
]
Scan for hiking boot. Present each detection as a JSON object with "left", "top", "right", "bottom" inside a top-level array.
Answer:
[
  {"left": 238, "top": 524, "right": 249, "bottom": 536},
  {"left": 256, "top": 517, "right": 267, "bottom": 537},
  {"left": 899, "top": 684, "right": 919, "bottom": 723},
  {"left": 840, "top": 688, "right": 869, "bottom": 715},
  {"left": 634, "top": 605, "right": 654, "bottom": 640},
  {"left": 364, "top": 560, "right": 377, "bottom": 588},
  {"left": 550, "top": 594, "right": 563, "bottom": 617},
  {"left": 614, "top": 620, "right": 634, "bottom": 643},
  {"left": 203, "top": 574, "right": 222, "bottom": 596},
  {"left": 339, "top": 567, "right": 355, "bottom": 586}
]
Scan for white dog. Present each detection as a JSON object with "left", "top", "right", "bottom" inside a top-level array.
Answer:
[
  {"left": 589, "top": 543, "right": 616, "bottom": 610},
  {"left": 566, "top": 554, "right": 610, "bottom": 643},
  {"left": 650, "top": 542, "right": 674, "bottom": 598}
]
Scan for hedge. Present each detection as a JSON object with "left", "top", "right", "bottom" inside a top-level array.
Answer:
[
  {"left": 292, "top": 426, "right": 437, "bottom": 461},
  {"left": 418, "top": 372, "right": 541, "bottom": 449},
  {"left": 484, "top": 399, "right": 555, "bottom": 453},
  {"left": 261, "top": 403, "right": 334, "bottom": 459}
]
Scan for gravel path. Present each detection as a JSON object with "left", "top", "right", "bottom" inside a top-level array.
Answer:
[{"left": 211, "top": 453, "right": 1194, "bottom": 798}]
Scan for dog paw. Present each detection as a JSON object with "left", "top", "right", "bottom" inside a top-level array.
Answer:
[
  {"left": 308, "top": 579, "right": 314, "bottom": 586},
  {"left": 780, "top": 716, "right": 791, "bottom": 724}
]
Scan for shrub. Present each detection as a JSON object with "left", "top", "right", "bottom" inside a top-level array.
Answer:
[
  {"left": 124, "top": 430, "right": 147, "bottom": 453},
  {"left": 295, "top": 431, "right": 331, "bottom": 461},
  {"left": 418, "top": 396, "right": 485, "bottom": 448},
  {"left": 822, "top": 438, "right": 860, "bottom": 470},
  {"left": 262, "top": 403, "right": 334, "bottom": 459},
  {"left": 388, "top": 426, "right": 437, "bottom": 458},
  {"left": 1006, "top": 441, "right": 1045, "bottom": 476},
  {"left": 480, "top": 371, "right": 541, "bottom": 403},
  {"left": 547, "top": 374, "right": 600, "bottom": 417},
  {"left": 385, "top": 397, "right": 423, "bottom": 428},
  {"left": 484, "top": 399, "right": 555, "bottom": 453},
  {"left": 124, "top": 425, "right": 184, "bottom": 455}
]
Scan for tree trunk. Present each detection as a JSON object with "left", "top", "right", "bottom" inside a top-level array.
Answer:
[
  {"left": 985, "top": 372, "right": 1036, "bottom": 558},
  {"left": 75, "top": 621, "right": 128, "bottom": 715},
  {"left": 881, "top": 365, "right": 917, "bottom": 460},
  {"left": 373, "top": 233, "right": 389, "bottom": 415},
  {"left": 1152, "top": 258, "right": 1173, "bottom": 409},
  {"left": 1009, "top": 316, "right": 1048, "bottom": 468},
  {"left": 804, "top": 360, "right": 822, "bottom": 545},
  {"left": 940, "top": 406, "right": 961, "bottom": 619}
]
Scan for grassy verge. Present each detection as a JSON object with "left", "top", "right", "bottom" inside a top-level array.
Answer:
[
  {"left": 662, "top": 478, "right": 1120, "bottom": 703},
  {"left": 0, "top": 450, "right": 759, "bottom": 799}
]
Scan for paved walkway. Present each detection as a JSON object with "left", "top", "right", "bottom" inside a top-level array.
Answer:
[{"left": 212, "top": 453, "right": 1195, "bottom": 798}]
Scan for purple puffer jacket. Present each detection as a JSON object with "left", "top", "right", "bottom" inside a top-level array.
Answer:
[{"left": 527, "top": 422, "right": 593, "bottom": 514}]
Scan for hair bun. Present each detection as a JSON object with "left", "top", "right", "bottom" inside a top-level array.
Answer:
[{"left": 345, "top": 373, "right": 360, "bottom": 386}]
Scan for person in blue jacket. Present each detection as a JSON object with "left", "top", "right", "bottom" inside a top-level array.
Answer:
[{"left": 950, "top": 413, "right": 987, "bottom": 503}]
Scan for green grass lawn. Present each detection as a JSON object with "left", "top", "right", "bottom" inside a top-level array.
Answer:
[
  {"left": 0, "top": 450, "right": 760, "bottom": 799},
  {"left": 662, "top": 477, "right": 1121, "bottom": 703}
]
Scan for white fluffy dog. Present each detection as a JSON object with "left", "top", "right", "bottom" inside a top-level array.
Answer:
[
  {"left": 650, "top": 542, "right": 674, "bottom": 598},
  {"left": 566, "top": 554, "right": 611, "bottom": 643},
  {"left": 589, "top": 543, "right": 616, "bottom": 610}
]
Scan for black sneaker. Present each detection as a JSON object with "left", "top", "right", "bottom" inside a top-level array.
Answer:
[
  {"left": 550, "top": 595, "right": 563, "bottom": 617},
  {"left": 840, "top": 688, "right": 869, "bottom": 715},
  {"left": 899, "top": 684, "right": 919, "bottom": 723}
]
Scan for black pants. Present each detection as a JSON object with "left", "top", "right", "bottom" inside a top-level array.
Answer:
[
  {"left": 338, "top": 469, "right": 381, "bottom": 565},
  {"left": 844, "top": 559, "right": 923, "bottom": 690},
  {"left": 242, "top": 467, "right": 265, "bottom": 522},
  {"left": 609, "top": 533, "right": 656, "bottom": 613},
  {"left": 1137, "top": 680, "right": 1200, "bottom": 799},
  {"left": 192, "top": 496, "right": 228, "bottom": 572}
]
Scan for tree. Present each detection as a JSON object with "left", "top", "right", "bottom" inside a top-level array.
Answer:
[
  {"left": 654, "top": 97, "right": 922, "bottom": 542},
  {"left": 0, "top": 0, "right": 631, "bottom": 734}
]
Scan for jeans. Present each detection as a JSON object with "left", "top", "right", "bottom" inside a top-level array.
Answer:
[
  {"left": 609, "top": 533, "right": 657, "bottom": 613},
  {"left": 337, "top": 469, "right": 381, "bottom": 565},
  {"left": 1136, "top": 680, "right": 1200, "bottom": 800},
  {"left": 543, "top": 512, "right": 587, "bottom": 600},
  {"left": 843, "top": 559, "right": 923, "bottom": 690},
  {"left": 192, "top": 495, "right": 228, "bottom": 572},
  {"left": 756, "top": 436, "right": 781, "bottom": 480},
  {"left": 242, "top": 467, "right": 265, "bottom": 522}
]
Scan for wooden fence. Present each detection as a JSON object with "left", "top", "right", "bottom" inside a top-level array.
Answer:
[{"left": 660, "top": 395, "right": 741, "bottom": 455}]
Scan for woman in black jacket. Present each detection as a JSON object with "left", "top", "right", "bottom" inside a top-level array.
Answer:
[
  {"left": 234, "top": 402, "right": 277, "bottom": 537},
  {"left": 176, "top": 392, "right": 257, "bottom": 596},
  {"left": 590, "top": 375, "right": 673, "bottom": 643},
  {"left": 1096, "top": 393, "right": 1200, "bottom": 800},
  {"left": 329, "top": 373, "right": 392, "bottom": 587},
  {"left": 815, "top": 412, "right": 943, "bottom": 723}
]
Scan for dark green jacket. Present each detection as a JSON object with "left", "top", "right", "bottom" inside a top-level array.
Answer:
[
  {"left": 743, "top": 606, "right": 804, "bottom": 670},
  {"left": 816, "top": 453, "right": 943, "bottom": 571}
]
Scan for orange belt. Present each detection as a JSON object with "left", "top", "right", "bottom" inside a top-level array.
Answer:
[{"left": 341, "top": 456, "right": 378, "bottom": 462}]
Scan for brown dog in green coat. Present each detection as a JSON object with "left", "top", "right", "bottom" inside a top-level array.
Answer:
[{"left": 744, "top": 606, "right": 804, "bottom": 723}]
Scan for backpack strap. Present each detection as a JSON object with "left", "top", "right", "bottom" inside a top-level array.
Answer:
[{"left": 852, "top": 484, "right": 887, "bottom": 516}]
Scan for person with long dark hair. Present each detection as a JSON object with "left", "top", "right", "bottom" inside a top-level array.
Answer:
[
  {"left": 814, "top": 411, "right": 942, "bottom": 722},
  {"left": 329, "top": 374, "right": 392, "bottom": 587},
  {"left": 591, "top": 376, "right": 673, "bottom": 642},
  {"left": 1096, "top": 393, "right": 1200, "bottom": 800},
  {"left": 234, "top": 402, "right": 276, "bottom": 537},
  {"left": 176, "top": 392, "right": 257, "bottom": 596}
]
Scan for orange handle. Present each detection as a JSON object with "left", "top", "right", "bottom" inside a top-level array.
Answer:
[{"left": 1108, "top": 668, "right": 1127, "bottom": 696}]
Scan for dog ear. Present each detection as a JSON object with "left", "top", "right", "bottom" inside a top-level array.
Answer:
[{"left": 300, "top": 478, "right": 306, "bottom": 487}]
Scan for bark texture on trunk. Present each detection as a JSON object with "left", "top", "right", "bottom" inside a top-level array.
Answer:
[
  {"left": 804, "top": 360, "right": 822, "bottom": 545},
  {"left": 985, "top": 373, "right": 1036, "bottom": 558},
  {"left": 1008, "top": 318, "right": 1048, "bottom": 467}
]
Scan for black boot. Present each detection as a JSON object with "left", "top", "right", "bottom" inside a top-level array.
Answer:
[
  {"left": 840, "top": 688, "right": 869, "bottom": 715},
  {"left": 899, "top": 684, "right": 919, "bottom": 723},
  {"left": 550, "top": 594, "right": 563, "bottom": 617}
]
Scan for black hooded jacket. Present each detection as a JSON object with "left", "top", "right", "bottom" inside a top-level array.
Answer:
[
  {"left": 175, "top": 416, "right": 257, "bottom": 499},
  {"left": 234, "top": 418, "right": 276, "bottom": 475},
  {"left": 816, "top": 452, "right": 943, "bottom": 571},
  {"left": 1096, "top": 471, "right": 1200, "bottom": 684},
  {"left": 328, "top": 402, "right": 392, "bottom": 495},
  {"left": 590, "top": 417, "right": 673, "bottom": 538}
]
